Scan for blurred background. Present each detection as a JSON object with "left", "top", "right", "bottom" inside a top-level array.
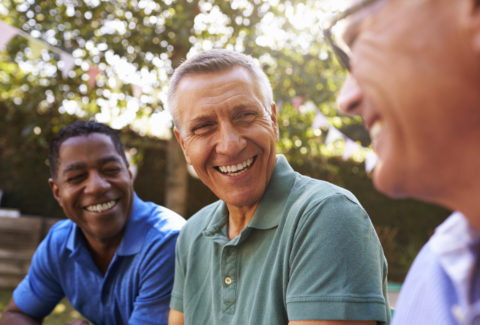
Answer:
[{"left": 0, "top": 0, "right": 449, "bottom": 322}]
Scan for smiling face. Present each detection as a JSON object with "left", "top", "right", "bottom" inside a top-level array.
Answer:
[
  {"left": 337, "top": 0, "right": 480, "bottom": 203},
  {"left": 174, "top": 66, "right": 279, "bottom": 210},
  {"left": 49, "top": 133, "right": 134, "bottom": 247}
]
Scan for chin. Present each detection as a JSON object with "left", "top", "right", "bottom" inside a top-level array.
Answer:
[
  {"left": 372, "top": 163, "right": 409, "bottom": 199},
  {"left": 221, "top": 193, "right": 260, "bottom": 208}
]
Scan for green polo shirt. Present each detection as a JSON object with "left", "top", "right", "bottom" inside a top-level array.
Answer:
[{"left": 171, "top": 155, "right": 390, "bottom": 324}]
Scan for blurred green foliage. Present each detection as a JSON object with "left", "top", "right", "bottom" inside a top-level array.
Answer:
[{"left": 0, "top": 0, "right": 450, "bottom": 284}]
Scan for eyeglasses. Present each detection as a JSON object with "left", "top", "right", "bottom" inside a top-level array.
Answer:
[{"left": 323, "top": 0, "right": 381, "bottom": 71}]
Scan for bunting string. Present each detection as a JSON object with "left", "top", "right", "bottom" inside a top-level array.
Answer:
[
  {"left": 0, "top": 20, "right": 75, "bottom": 78},
  {"left": 1, "top": 19, "right": 377, "bottom": 173},
  {"left": 310, "top": 108, "right": 377, "bottom": 173}
]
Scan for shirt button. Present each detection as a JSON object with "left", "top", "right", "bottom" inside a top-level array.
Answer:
[{"left": 224, "top": 276, "right": 232, "bottom": 285}]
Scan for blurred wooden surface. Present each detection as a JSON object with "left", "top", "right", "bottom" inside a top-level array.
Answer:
[{"left": 0, "top": 216, "right": 57, "bottom": 289}]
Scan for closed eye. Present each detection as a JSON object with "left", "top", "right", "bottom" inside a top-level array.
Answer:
[
  {"left": 192, "top": 122, "right": 216, "bottom": 135},
  {"left": 342, "top": 22, "right": 360, "bottom": 48},
  {"left": 67, "top": 173, "right": 85, "bottom": 183},
  {"left": 235, "top": 111, "right": 257, "bottom": 123},
  {"left": 103, "top": 167, "right": 121, "bottom": 175}
]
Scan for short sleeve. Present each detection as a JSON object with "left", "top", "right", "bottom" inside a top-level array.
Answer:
[
  {"left": 286, "top": 194, "right": 389, "bottom": 323},
  {"left": 13, "top": 230, "right": 64, "bottom": 318},
  {"left": 129, "top": 230, "right": 179, "bottom": 325}
]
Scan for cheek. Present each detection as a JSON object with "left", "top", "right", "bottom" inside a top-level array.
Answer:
[
  {"left": 57, "top": 191, "right": 75, "bottom": 211},
  {"left": 184, "top": 140, "right": 210, "bottom": 167}
]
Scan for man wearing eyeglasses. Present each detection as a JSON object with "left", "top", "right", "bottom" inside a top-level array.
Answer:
[{"left": 328, "top": 0, "right": 480, "bottom": 324}]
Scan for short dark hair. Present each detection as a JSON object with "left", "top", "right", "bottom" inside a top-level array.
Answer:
[{"left": 48, "top": 120, "right": 128, "bottom": 178}]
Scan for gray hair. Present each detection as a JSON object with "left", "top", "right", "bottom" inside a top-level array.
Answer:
[{"left": 167, "top": 49, "right": 274, "bottom": 125}]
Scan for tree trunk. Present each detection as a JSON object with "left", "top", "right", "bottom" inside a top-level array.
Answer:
[
  {"left": 165, "top": 136, "right": 188, "bottom": 216},
  {"left": 164, "top": 0, "right": 199, "bottom": 218}
]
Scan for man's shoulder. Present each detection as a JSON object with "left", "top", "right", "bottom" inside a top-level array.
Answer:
[
  {"left": 392, "top": 241, "right": 459, "bottom": 324},
  {"left": 274, "top": 172, "right": 370, "bottom": 236},
  {"left": 404, "top": 235, "right": 463, "bottom": 292},
  {"left": 291, "top": 172, "right": 362, "bottom": 208},
  {"left": 180, "top": 200, "right": 223, "bottom": 234},
  {"left": 135, "top": 196, "right": 186, "bottom": 233},
  {"left": 46, "top": 219, "right": 74, "bottom": 240},
  {"left": 34, "top": 219, "right": 73, "bottom": 256}
]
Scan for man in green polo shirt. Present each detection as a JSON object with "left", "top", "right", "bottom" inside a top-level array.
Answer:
[{"left": 166, "top": 49, "right": 390, "bottom": 325}]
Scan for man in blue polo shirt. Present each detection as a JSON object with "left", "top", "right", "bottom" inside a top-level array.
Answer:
[
  {"left": 0, "top": 121, "right": 185, "bottom": 325},
  {"left": 167, "top": 49, "right": 390, "bottom": 324}
]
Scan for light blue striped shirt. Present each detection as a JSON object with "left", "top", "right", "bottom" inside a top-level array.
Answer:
[{"left": 392, "top": 212, "right": 480, "bottom": 325}]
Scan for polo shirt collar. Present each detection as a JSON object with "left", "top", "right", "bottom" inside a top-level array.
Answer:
[
  {"left": 203, "top": 155, "right": 296, "bottom": 241},
  {"left": 66, "top": 222, "right": 81, "bottom": 254},
  {"left": 248, "top": 154, "right": 295, "bottom": 229},
  {"left": 66, "top": 192, "right": 146, "bottom": 256},
  {"left": 430, "top": 211, "right": 480, "bottom": 308},
  {"left": 202, "top": 203, "right": 229, "bottom": 243}
]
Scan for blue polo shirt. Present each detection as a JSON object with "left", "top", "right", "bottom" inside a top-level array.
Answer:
[{"left": 14, "top": 193, "right": 185, "bottom": 325}]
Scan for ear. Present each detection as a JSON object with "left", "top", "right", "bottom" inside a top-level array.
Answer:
[
  {"left": 48, "top": 178, "right": 63, "bottom": 208},
  {"left": 270, "top": 103, "right": 279, "bottom": 141},
  {"left": 173, "top": 126, "right": 192, "bottom": 165}
]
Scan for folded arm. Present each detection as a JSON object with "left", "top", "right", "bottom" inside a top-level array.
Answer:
[{"left": 0, "top": 298, "right": 42, "bottom": 325}]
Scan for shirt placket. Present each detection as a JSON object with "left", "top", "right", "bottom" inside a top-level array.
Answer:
[{"left": 221, "top": 245, "right": 238, "bottom": 314}]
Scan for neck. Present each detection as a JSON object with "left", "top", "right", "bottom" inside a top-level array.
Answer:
[
  {"left": 429, "top": 149, "right": 480, "bottom": 232},
  {"left": 84, "top": 234, "right": 122, "bottom": 274},
  {"left": 226, "top": 203, "right": 259, "bottom": 240},
  {"left": 442, "top": 185, "right": 480, "bottom": 232}
]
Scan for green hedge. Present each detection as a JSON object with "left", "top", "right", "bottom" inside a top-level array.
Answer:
[{"left": 0, "top": 124, "right": 450, "bottom": 281}]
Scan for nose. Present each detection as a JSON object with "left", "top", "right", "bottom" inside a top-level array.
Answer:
[
  {"left": 215, "top": 123, "right": 247, "bottom": 156},
  {"left": 337, "top": 74, "right": 363, "bottom": 115},
  {"left": 84, "top": 171, "right": 110, "bottom": 194}
]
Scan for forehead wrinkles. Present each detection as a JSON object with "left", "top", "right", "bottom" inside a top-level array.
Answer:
[
  {"left": 195, "top": 84, "right": 258, "bottom": 109},
  {"left": 177, "top": 72, "right": 262, "bottom": 118}
]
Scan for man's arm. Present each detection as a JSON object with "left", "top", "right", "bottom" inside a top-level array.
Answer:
[
  {"left": 129, "top": 231, "right": 181, "bottom": 324},
  {"left": 168, "top": 309, "right": 184, "bottom": 325},
  {"left": 289, "top": 321, "right": 375, "bottom": 325},
  {"left": 1, "top": 297, "right": 93, "bottom": 325},
  {"left": 286, "top": 194, "right": 390, "bottom": 323},
  {"left": 0, "top": 298, "right": 42, "bottom": 325}
]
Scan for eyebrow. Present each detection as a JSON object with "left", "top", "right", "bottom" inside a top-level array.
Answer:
[
  {"left": 232, "top": 104, "right": 250, "bottom": 112},
  {"left": 190, "top": 115, "right": 215, "bottom": 126},
  {"left": 61, "top": 155, "right": 123, "bottom": 176},
  {"left": 98, "top": 156, "right": 123, "bottom": 166},
  {"left": 62, "top": 162, "right": 86, "bottom": 175}
]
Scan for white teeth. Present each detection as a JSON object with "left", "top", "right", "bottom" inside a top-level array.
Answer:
[
  {"left": 218, "top": 158, "right": 254, "bottom": 175},
  {"left": 85, "top": 200, "right": 116, "bottom": 213},
  {"left": 369, "top": 121, "right": 383, "bottom": 141}
]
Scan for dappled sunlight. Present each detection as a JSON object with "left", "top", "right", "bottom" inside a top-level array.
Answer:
[{"left": 0, "top": 0, "right": 350, "bottom": 139}]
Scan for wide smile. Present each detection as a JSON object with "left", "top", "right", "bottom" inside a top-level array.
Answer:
[
  {"left": 369, "top": 120, "right": 383, "bottom": 140},
  {"left": 216, "top": 156, "right": 256, "bottom": 176},
  {"left": 84, "top": 200, "right": 118, "bottom": 213},
  {"left": 364, "top": 109, "right": 383, "bottom": 148}
]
